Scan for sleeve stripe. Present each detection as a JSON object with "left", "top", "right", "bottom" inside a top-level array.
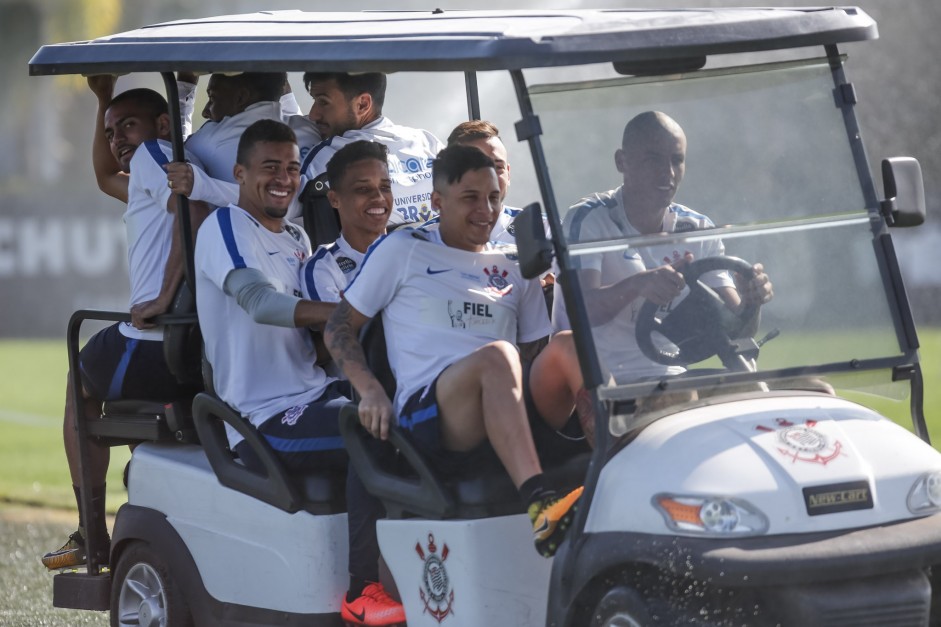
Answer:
[
  {"left": 143, "top": 140, "right": 170, "bottom": 167},
  {"left": 301, "top": 137, "right": 334, "bottom": 175},
  {"left": 304, "top": 247, "right": 329, "bottom": 301},
  {"left": 217, "top": 207, "right": 246, "bottom": 269}
]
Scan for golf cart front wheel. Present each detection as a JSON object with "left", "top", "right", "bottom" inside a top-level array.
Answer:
[
  {"left": 111, "top": 541, "right": 192, "bottom": 627},
  {"left": 590, "top": 586, "right": 652, "bottom": 627}
]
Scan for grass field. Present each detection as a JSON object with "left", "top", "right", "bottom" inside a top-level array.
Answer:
[{"left": 0, "top": 333, "right": 938, "bottom": 516}]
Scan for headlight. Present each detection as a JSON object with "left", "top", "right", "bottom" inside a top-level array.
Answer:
[
  {"left": 653, "top": 493, "right": 769, "bottom": 536},
  {"left": 907, "top": 471, "right": 941, "bottom": 514}
]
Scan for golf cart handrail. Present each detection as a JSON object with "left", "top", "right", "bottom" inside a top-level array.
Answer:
[{"left": 28, "top": 8, "right": 876, "bottom": 76}]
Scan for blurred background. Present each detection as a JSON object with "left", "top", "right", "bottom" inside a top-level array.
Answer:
[{"left": 0, "top": 0, "right": 938, "bottom": 338}]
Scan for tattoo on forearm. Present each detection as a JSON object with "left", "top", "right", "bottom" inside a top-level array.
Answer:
[{"left": 325, "top": 301, "right": 370, "bottom": 377}]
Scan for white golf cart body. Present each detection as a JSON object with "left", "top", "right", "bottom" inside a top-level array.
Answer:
[{"left": 29, "top": 8, "right": 940, "bottom": 627}]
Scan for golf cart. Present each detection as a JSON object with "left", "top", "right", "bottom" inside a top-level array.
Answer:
[{"left": 29, "top": 7, "right": 940, "bottom": 626}]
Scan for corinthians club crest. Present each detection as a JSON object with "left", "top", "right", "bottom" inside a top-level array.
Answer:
[
  {"left": 483, "top": 264, "right": 512, "bottom": 296},
  {"left": 756, "top": 418, "right": 843, "bottom": 465},
  {"left": 416, "top": 533, "right": 454, "bottom": 622}
]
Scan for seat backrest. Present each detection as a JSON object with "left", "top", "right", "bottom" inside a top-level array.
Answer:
[
  {"left": 299, "top": 174, "right": 341, "bottom": 247},
  {"left": 162, "top": 279, "right": 204, "bottom": 388},
  {"left": 192, "top": 393, "right": 346, "bottom": 515}
]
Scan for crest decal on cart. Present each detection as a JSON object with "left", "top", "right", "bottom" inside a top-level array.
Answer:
[
  {"left": 756, "top": 418, "right": 843, "bottom": 465},
  {"left": 416, "top": 533, "right": 454, "bottom": 622}
]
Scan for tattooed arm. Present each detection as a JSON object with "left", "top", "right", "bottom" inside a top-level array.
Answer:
[{"left": 324, "top": 299, "right": 395, "bottom": 440}]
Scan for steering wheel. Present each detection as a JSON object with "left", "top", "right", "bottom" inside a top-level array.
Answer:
[{"left": 635, "top": 256, "right": 758, "bottom": 367}]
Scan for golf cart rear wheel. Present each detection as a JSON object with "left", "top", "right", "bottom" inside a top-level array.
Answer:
[
  {"left": 111, "top": 541, "right": 192, "bottom": 627},
  {"left": 590, "top": 586, "right": 652, "bottom": 627}
]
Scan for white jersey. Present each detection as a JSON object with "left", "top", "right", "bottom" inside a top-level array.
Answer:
[
  {"left": 299, "top": 116, "right": 444, "bottom": 227},
  {"left": 186, "top": 101, "right": 321, "bottom": 183},
  {"left": 344, "top": 228, "right": 551, "bottom": 413},
  {"left": 553, "top": 186, "right": 734, "bottom": 382},
  {"left": 195, "top": 204, "right": 333, "bottom": 447},
  {"left": 300, "top": 234, "right": 365, "bottom": 303},
  {"left": 122, "top": 139, "right": 206, "bottom": 341}
]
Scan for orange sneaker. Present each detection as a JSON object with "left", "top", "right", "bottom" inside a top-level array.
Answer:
[
  {"left": 341, "top": 582, "right": 406, "bottom": 626},
  {"left": 530, "top": 486, "right": 584, "bottom": 558}
]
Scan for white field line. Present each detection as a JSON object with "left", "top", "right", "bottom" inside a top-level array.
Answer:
[{"left": 0, "top": 408, "right": 58, "bottom": 427}]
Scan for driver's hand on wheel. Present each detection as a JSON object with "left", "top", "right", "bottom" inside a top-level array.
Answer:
[
  {"left": 637, "top": 253, "right": 692, "bottom": 306},
  {"left": 738, "top": 263, "right": 773, "bottom": 306}
]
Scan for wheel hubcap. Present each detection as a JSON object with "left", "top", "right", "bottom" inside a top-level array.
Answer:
[{"left": 116, "top": 562, "right": 168, "bottom": 626}]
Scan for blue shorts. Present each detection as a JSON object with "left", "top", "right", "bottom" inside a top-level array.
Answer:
[
  {"left": 78, "top": 323, "right": 191, "bottom": 402},
  {"left": 236, "top": 380, "right": 352, "bottom": 473},
  {"left": 397, "top": 373, "right": 501, "bottom": 479}
]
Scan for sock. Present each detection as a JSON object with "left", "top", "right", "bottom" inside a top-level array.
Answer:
[
  {"left": 519, "top": 474, "right": 553, "bottom": 518},
  {"left": 347, "top": 576, "right": 370, "bottom": 602}
]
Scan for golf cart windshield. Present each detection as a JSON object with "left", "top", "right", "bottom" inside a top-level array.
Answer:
[{"left": 527, "top": 56, "right": 914, "bottom": 424}]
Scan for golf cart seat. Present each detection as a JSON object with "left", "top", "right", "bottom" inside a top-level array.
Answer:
[
  {"left": 299, "top": 173, "right": 340, "bottom": 247},
  {"left": 192, "top": 392, "right": 347, "bottom": 515},
  {"left": 71, "top": 280, "right": 202, "bottom": 446},
  {"left": 339, "top": 317, "right": 588, "bottom": 520}
]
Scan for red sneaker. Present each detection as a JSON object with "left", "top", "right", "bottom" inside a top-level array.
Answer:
[{"left": 341, "top": 582, "right": 406, "bottom": 626}]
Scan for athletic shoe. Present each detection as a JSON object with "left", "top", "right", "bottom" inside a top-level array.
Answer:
[
  {"left": 341, "top": 582, "right": 406, "bottom": 626},
  {"left": 530, "top": 486, "right": 584, "bottom": 558},
  {"left": 41, "top": 530, "right": 87, "bottom": 570}
]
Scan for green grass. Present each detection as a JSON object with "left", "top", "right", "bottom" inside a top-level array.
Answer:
[
  {"left": 0, "top": 333, "right": 938, "bottom": 513},
  {"left": 0, "top": 341, "right": 130, "bottom": 513}
]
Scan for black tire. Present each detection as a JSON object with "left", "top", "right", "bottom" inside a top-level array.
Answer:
[
  {"left": 590, "top": 586, "right": 653, "bottom": 627},
  {"left": 110, "top": 541, "right": 193, "bottom": 627}
]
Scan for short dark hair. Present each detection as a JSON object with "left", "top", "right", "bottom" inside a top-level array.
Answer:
[
  {"left": 236, "top": 119, "right": 297, "bottom": 166},
  {"left": 326, "top": 140, "right": 389, "bottom": 190},
  {"left": 447, "top": 120, "right": 500, "bottom": 146},
  {"left": 302, "top": 72, "right": 387, "bottom": 113},
  {"left": 432, "top": 144, "right": 495, "bottom": 191},
  {"left": 107, "top": 88, "right": 168, "bottom": 119},
  {"left": 239, "top": 72, "right": 288, "bottom": 103}
]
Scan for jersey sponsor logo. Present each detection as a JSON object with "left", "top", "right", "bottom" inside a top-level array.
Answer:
[
  {"left": 336, "top": 256, "right": 357, "bottom": 274},
  {"left": 483, "top": 264, "right": 512, "bottom": 296},
  {"left": 447, "top": 300, "right": 495, "bottom": 328},
  {"left": 281, "top": 404, "right": 308, "bottom": 427},
  {"left": 389, "top": 156, "right": 434, "bottom": 175},
  {"left": 416, "top": 533, "right": 454, "bottom": 623},
  {"left": 426, "top": 266, "right": 451, "bottom": 275},
  {"left": 396, "top": 204, "right": 435, "bottom": 223}
]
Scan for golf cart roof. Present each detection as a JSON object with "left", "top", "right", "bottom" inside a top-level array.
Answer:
[{"left": 28, "top": 7, "right": 876, "bottom": 76}]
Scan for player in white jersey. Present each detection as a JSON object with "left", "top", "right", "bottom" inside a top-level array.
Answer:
[
  {"left": 325, "top": 144, "right": 584, "bottom": 560},
  {"left": 87, "top": 73, "right": 200, "bottom": 203},
  {"left": 195, "top": 120, "right": 405, "bottom": 627},
  {"left": 301, "top": 141, "right": 392, "bottom": 303},
  {"left": 43, "top": 89, "right": 214, "bottom": 571},
  {"left": 182, "top": 72, "right": 321, "bottom": 184},
  {"left": 299, "top": 71, "right": 444, "bottom": 227},
  {"left": 533, "top": 111, "right": 773, "bottom": 446}
]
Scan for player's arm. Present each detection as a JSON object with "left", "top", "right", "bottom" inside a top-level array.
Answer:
[
  {"left": 88, "top": 75, "right": 129, "bottom": 203},
  {"left": 324, "top": 299, "right": 394, "bottom": 440},
  {"left": 130, "top": 198, "right": 212, "bottom": 329},
  {"left": 578, "top": 258, "right": 688, "bottom": 326}
]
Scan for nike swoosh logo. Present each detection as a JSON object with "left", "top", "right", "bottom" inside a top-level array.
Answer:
[
  {"left": 267, "top": 251, "right": 279, "bottom": 256},
  {"left": 426, "top": 267, "right": 451, "bottom": 275},
  {"left": 533, "top": 517, "right": 551, "bottom": 538},
  {"left": 350, "top": 607, "right": 366, "bottom": 622}
]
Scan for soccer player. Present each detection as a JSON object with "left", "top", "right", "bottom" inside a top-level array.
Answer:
[
  {"left": 300, "top": 71, "right": 444, "bottom": 227},
  {"left": 195, "top": 119, "right": 405, "bottom": 626},
  {"left": 324, "top": 144, "right": 583, "bottom": 560},
  {"left": 182, "top": 72, "right": 321, "bottom": 184},
  {"left": 42, "top": 88, "right": 215, "bottom": 570},
  {"left": 301, "top": 140, "right": 392, "bottom": 303}
]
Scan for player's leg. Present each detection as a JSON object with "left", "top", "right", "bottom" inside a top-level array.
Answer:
[
  {"left": 528, "top": 331, "right": 584, "bottom": 431},
  {"left": 435, "top": 340, "right": 541, "bottom": 488}
]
